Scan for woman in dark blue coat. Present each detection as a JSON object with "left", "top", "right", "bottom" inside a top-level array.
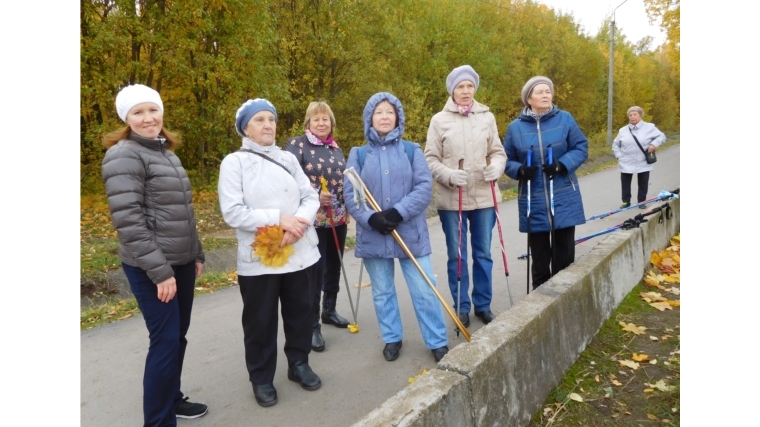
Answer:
[{"left": 503, "top": 76, "right": 588, "bottom": 289}]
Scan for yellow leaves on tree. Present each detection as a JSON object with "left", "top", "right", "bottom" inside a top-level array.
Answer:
[{"left": 252, "top": 225, "right": 294, "bottom": 267}]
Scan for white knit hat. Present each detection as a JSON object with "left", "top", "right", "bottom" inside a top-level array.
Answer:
[{"left": 115, "top": 84, "right": 164, "bottom": 122}]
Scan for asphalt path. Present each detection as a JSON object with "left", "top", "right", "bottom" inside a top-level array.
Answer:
[{"left": 80, "top": 144, "right": 680, "bottom": 426}]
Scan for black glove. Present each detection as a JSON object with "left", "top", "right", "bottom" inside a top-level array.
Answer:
[
  {"left": 383, "top": 208, "right": 403, "bottom": 223},
  {"left": 542, "top": 161, "right": 566, "bottom": 179},
  {"left": 518, "top": 165, "right": 538, "bottom": 180},
  {"left": 368, "top": 211, "right": 398, "bottom": 235}
]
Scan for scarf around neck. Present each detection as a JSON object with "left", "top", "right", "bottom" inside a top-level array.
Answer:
[
  {"left": 524, "top": 105, "right": 554, "bottom": 120},
  {"left": 305, "top": 129, "right": 338, "bottom": 148},
  {"left": 456, "top": 102, "right": 473, "bottom": 116}
]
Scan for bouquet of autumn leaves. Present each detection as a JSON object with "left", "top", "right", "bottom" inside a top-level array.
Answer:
[{"left": 251, "top": 225, "right": 294, "bottom": 267}]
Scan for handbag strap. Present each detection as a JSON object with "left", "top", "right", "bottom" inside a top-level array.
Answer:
[
  {"left": 238, "top": 148, "right": 293, "bottom": 176},
  {"left": 628, "top": 127, "right": 649, "bottom": 158}
]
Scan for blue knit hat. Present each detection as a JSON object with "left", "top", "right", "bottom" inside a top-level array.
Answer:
[
  {"left": 235, "top": 98, "right": 277, "bottom": 137},
  {"left": 446, "top": 65, "right": 480, "bottom": 96}
]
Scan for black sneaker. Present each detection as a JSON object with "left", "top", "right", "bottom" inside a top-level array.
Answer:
[
  {"left": 638, "top": 203, "right": 647, "bottom": 209},
  {"left": 175, "top": 397, "right": 208, "bottom": 419}
]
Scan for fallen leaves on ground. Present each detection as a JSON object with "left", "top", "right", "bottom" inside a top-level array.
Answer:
[
  {"left": 619, "top": 322, "right": 647, "bottom": 335},
  {"left": 408, "top": 368, "right": 428, "bottom": 384}
]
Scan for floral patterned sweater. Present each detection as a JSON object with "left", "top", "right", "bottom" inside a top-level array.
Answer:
[{"left": 284, "top": 134, "right": 347, "bottom": 227}]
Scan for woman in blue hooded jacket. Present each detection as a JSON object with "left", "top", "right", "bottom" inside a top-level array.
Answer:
[
  {"left": 344, "top": 92, "right": 449, "bottom": 364},
  {"left": 503, "top": 76, "right": 588, "bottom": 289}
]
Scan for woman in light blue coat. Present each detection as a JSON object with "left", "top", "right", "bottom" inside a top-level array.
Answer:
[
  {"left": 344, "top": 92, "right": 449, "bottom": 364},
  {"left": 612, "top": 106, "right": 666, "bottom": 209}
]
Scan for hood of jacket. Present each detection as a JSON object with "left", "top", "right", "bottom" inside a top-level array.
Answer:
[{"left": 363, "top": 92, "right": 405, "bottom": 146}]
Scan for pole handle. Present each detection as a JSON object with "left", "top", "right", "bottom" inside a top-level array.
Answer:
[
  {"left": 527, "top": 148, "right": 532, "bottom": 167},
  {"left": 547, "top": 145, "right": 553, "bottom": 164}
]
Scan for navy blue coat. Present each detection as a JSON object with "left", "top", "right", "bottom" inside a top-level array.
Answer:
[
  {"left": 344, "top": 92, "right": 433, "bottom": 259},
  {"left": 503, "top": 106, "right": 588, "bottom": 233}
]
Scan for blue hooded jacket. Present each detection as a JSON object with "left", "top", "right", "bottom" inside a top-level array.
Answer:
[
  {"left": 344, "top": 92, "right": 433, "bottom": 259},
  {"left": 503, "top": 106, "right": 588, "bottom": 233}
]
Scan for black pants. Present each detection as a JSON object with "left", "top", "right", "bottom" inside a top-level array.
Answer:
[
  {"left": 620, "top": 171, "right": 650, "bottom": 204},
  {"left": 311, "top": 225, "right": 347, "bottom": 324},
  {"left": 238, "top": 269, "right": 312, "bottom": 385},
  {"left": 529, "top": 226, "right": 575, "bottom": 289}
]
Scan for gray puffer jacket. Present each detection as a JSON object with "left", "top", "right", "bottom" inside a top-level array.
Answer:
[{"left": 102, "top": 132, "right": 204, "bottom": 284}]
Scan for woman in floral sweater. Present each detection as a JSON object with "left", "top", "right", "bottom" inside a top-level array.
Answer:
[{"left": 285, "top": 101, "right": 350, "bottom": 352}]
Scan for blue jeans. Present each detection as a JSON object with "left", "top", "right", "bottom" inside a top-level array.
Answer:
[
  {"left": 363, "top": 256, "right": 447, "bottom": 349},
  {"left": 122, "top": 261, "right": 196, "bottom": 427},
  {"left": 438, "top": 208, "right": 496, "bottom": 314}
]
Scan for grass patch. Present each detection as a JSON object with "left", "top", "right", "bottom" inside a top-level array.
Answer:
[
  {"left": 81, "top": 269, "right": 241, "bottom": 330},
  {"left": 345, "top": 235, "right": 356, "bottom": 250},
  {"left": 529, "top": 235, "right": 680, "bottom": 426}
]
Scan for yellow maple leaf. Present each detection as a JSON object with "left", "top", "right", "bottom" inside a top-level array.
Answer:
[
  {"left": 644, "top": 272, "right": 661, "bottom": 287},
  {"left": 650, "top": 251, "right": 662, "bottom": 265},
  {"left": 650, "top": 302, "right": 673, "bottom": 311},
  {"left": 663, "top": 274, "right": 680, "bottom": 283},
  {"left": 619, "top": 322, "right": 647, "bottom": 335},
  {"left": 640, "top": 292, "right": 667, "bottom": 302},
  {"left": 252, "top": 225, "right": 295, "bottom": 267},
  {"left": 648, "top": 380, "right": 675, "bottom": 392},
  {"left": 408, "top": 368, "right": 428, "bottom": 384},
  {"left": 632, "top": 353, "right": 650, "bottom": 362},
  {"left": 667, "top": 300, "right": 680, "bottom": 307},
  {"left": 619, "top": 359, "right": 640, "bottom": 370}
]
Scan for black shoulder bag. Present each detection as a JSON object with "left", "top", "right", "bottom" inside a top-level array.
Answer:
[
  {"left": 238, "top": 148, "right": 294, "bottom": 175},
  {"left": 629, "top": 128, "right": 657, "bottom": 164}
]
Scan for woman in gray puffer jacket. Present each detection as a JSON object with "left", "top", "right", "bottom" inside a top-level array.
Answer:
[{"left": 101, "top": 84, "right": 207, "bottom": 426}]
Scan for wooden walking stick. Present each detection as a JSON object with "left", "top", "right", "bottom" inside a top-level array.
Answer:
[{"left": 344, "top": 167, "right": 471, "bottom": 342}]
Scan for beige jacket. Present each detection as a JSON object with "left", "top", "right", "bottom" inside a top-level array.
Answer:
[{"left": 425, "top": 98, "right": 507, "bottom": 211}]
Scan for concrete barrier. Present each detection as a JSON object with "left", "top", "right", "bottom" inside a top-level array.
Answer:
[{"left": 350, "top": 198, "right": 680, "bottom": 427}]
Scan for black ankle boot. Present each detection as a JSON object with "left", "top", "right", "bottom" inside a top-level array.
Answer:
[
  {"left": 311, "top": 322, "right": 325, "bottom": 352},
  {"left": 321, "top": 292, "right": 349, "bottom": 328}
]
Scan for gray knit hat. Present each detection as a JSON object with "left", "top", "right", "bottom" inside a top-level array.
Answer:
[
  {"left": 521, "top": 76, "right": 554, "bottom": 107},
  {"left": 235, "top": 98, "right": 277, "bottom": 137},
  {"left": 627, "top": 106, "right": 644, "bottom": 116},
  {"left": 446, "top": 65, "right": 480, "bottom": 96}
]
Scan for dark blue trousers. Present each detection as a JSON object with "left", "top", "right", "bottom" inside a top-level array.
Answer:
[{"left": 123, "top": 261, "right": 196, "bottom": 427}]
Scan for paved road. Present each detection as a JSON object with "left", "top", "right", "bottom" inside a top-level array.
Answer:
[{"left": 80, "top": 145, "right": 680, "bottom": 426}]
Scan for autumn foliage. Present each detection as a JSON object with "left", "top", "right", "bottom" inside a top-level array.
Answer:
[{"left": 252, "top": 225, "right": 294, "bottom": 268}]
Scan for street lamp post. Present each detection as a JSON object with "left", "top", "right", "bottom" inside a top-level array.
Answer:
[{"left": 607, "top": 0, "right": 629, "bottom": 145}]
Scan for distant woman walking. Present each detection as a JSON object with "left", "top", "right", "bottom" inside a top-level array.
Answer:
[
  {"left": 612, "top": 106, "right": 666, "bottom": 209},
  {"left": 102, "top": 84, "right": 208, "bottom": 426}
]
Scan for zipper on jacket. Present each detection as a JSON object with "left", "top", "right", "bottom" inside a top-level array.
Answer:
[{"left": 536, "top": 120, "right": 552, "bottom": 228}]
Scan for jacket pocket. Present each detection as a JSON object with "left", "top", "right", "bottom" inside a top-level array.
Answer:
[{"left": 238, "top": 233, "right": 254, "bottom": 263}]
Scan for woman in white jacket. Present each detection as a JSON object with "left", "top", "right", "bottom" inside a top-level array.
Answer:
[
  {"left": 612, "top": 106, "right": 666, "bottom": 209},
  {"left": 218, "top": 98, "right": 322, "bottom": 408}
]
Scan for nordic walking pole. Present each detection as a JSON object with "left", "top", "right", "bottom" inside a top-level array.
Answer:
[
  {"left": 344, "top": 167, "right": 471, "bottom": 341},
  {"left": 320, "top": 177, "right": 359, "bottom": 332},
  {"left": 486, "top": 156, "right": 513, "bottom": 307},
  {"left": 547, "top": 145, "right": 557, "bottom": 280},
  {"left": 526, "top": 147, "right": 533, "bottom": 294},
  {"left": 456, "top": 159, "right": 464, "bottom": 337}
]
